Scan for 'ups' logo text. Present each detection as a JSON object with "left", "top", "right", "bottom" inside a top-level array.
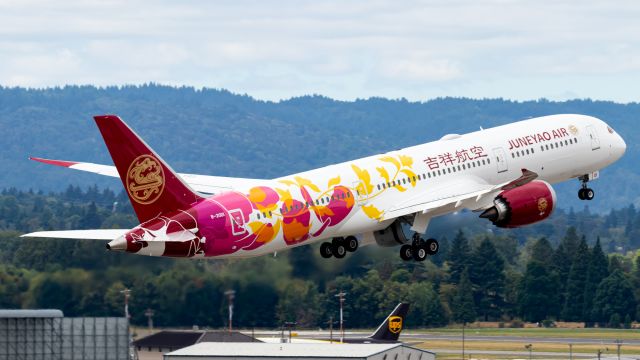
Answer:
[
  {"left": 388, "top": 316, "right": 402, "bottom": 334},
  {"left": 127, "top": 155, "right": 164, "bottom": 204}
]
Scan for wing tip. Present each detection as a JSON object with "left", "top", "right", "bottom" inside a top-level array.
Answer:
[{"left": 30, "top": 157, "right": 78, "bottom": 168}]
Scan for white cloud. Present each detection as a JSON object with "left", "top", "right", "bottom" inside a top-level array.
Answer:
[{"left": 0, "top": 0, "right": 638, "bottom": 102}]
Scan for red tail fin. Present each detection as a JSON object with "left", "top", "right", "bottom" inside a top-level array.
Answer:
[{"left": 94, "top": 115, "right": 202, "bottom": 223}]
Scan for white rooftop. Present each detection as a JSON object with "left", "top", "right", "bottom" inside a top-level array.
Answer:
[{"left": 167, "top": 342, "right": 404, "bottom": 358}]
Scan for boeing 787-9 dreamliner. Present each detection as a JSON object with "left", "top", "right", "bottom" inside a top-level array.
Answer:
[{"left": 24, "top": 114, "right": 626, "bottom": 261}]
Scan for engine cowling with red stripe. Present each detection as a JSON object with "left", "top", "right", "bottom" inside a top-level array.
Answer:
[{"left": 480, "top": 180, "right": 556, "bottom": 228}]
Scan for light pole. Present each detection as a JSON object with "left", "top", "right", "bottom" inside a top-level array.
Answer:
[
  {"left": 569, "top": 343, "right": 573, "bottom": 360},
  {"left": 224, "top": 290, "right": 236, "bottom": 333},
  {"left": 144, "top": 308, "right": 154, "bottom": 330},
  {"left": 462, "top": 322, "right": 465, "bottom": 360},
  {"left": 524, "top": 344, "right": 532, "bottom": 360},
  {"left": 335, "top": 291, "right": 346, "bottom": 343},
  {"left": 120, "top": 288, "right": 131, "bottom": 321},
  {"left": 285, "top": 321, "right": 297, "bottom": 343},
  {"left": 615, "top": 339, "right": 623, "bottom": 360}
]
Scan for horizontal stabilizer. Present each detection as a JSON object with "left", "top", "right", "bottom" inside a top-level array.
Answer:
[
  {"left": 21, "top": 229, "right": 128, "bottom": 240},
  {"left": 29, "top": 157, "right": 262, "bottom": 195}
]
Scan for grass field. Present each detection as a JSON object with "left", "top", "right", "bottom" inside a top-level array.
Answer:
[
  {"left": 405, "top": 327, "right": 640, "bottom": 359},
  {"left": 408, "top": 327, "right": 640, "bottom": 340}
]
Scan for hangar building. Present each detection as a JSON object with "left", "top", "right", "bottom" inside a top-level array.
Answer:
[
  {"left": 163, "top": 342, "right": 435, "bottom": 360},
  {"left": 0, "top": 309, "right": 129, "bottom": 360}
]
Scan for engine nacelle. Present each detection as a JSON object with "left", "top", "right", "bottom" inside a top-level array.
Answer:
[
  {"left": 480, "top": 180, "right": 556, "bottom": 228},
  {"left": 372, "top": 219, "right": 410, "bottom": 247}
]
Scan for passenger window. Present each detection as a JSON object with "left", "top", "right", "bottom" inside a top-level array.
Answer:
[
  {"left": 526, "top": 149, "right": 529, "bottom": 155},
  {"left": 377, "top": 184, "right": 380, "bottom": 191},
  {"left": 531, "top": 148, "right": 535, "bottom": 154},
  {"left": 428, "top": 173, "right": 431, "bottom": 178},
  {"left": 257, "top": 213, "right": 261, "bottom": 219},
  {"left": 412, "top": 176, "right": 416, "bottom": 182},
  {"left": 540, "top": 146, "right": 544, "bottom": 151},
  {"left": 447, "top": 168, "right": 451, "bottom": 173},
  {"left": 565, "top": 140, "right": 568, "bottom": 145},
  {"left": 487, "top": 158, "right": 491, "bottom": 164}
]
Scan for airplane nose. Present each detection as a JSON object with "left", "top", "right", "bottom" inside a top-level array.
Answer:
[{"left": 611, "top": 133, "right": 626, "bottom": 160}]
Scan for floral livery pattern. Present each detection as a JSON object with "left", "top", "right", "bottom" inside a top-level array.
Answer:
[{"left": 121, "top": 154, "right": 416, "bottom": 258}]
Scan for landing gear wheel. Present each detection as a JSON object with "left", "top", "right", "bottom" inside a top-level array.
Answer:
[
  {"left": 332, "top": 238, "right": 346, "bottom": 259},
  {"left": 320, "top": 242, "right": 333, "bottom": 258},
  {"left": 345, "top": 236, "right": 358, "bottom": 252},
  {"left": 412, "top": 243, "right": 428, "bottom": 261},
  {"left": 578, "top": 188, "right": 585, "bottom": 200},
  {"left": 584, "top": 188, "right": 595, "bottom": 200},
  {"left": 426, "top": 238, "right": 439, "bottom": 255},
  {"left": 400, "top": 244, "right": 413, "bottom": 261}
]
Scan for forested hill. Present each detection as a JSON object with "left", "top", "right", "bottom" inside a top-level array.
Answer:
[{"left": 1, "top": 85, "right": 638, "bottom": 211}]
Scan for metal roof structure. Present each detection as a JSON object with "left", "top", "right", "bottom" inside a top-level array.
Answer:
[
  {"left": 133, "top": 330, "right": 261, "bottom": 348},
  {"left": 166, "top": 342, "right": 432, "bottom": 358},
  {"left": 0, "top": 309, "right": 63, "bottom": 318}
]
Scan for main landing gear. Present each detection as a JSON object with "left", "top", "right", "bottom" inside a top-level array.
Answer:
[
  {"left": 320, "top": 236, "right": 358, "bottom": 259},
  {"left": 399, "top": 233, "right": 439, "bottom": 262},
  {"left": 578, "top": 175, "right": 595, "bottom": 201}
]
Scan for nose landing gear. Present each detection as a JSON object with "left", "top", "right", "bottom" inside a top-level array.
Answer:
[
  {"left": 399, "top": 234, "right": 439, "bottom": 262},
  {"left": 578, "top": 175, "right": 595, "bottom": 200}
]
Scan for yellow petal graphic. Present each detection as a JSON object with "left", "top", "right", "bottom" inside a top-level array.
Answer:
[
  {"left": 327, "top": 176, "right": 341, "bottom": 188},
  {"left": 278, "top": 179, "right": 297, "bottom": 187},
  {"left": 399, "top": 155, "right": 414, "bottom": 168},
  {"left": 275, "top": 188, "right": 292, "bottom": 201},
  {"left": 362, "top": 204, "right": 383, "bottom": 220},
  {"left": 294, "top": 176, "right": 321, "bottom": 193},
  {"left": 377, "top": 167, "right": 390, "bottom": 182},
  {"left": 351, "top": 164, "right": 374, "bottom": 195},
  {"left": 401, "top": 169, "right": 417, "bottom": 187},
  {"left": 396, "top": 185, "right": 407, "bottom": 192},
  {"left": 379, "top": 156, "right": 401, "bottom": 170}
]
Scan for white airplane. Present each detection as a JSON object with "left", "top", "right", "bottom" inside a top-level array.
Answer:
[{"left": 24, "top": 114, "right": 626, "bottom": 261}]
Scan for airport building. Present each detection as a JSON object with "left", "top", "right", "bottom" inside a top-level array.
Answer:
[
  {"left": 163, "top": 342, "right": 435, "bottom": 360},
  {"left": 134, "top": 330, "right": 260, "bottom": 360},
  {"left": 0, "top": 309, "right": 129, "bottom": 360}
]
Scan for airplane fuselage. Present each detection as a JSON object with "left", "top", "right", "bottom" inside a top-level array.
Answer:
[{"left": 112, "top": 114, "right": 625, "bottom": 259}]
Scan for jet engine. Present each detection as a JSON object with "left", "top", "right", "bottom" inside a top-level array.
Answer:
[
  {"left": 480, "top": 180, "right": 556, "bottom": 228},
  {"left": 372, "top": 218, "right": 411, "bottom": 247}
]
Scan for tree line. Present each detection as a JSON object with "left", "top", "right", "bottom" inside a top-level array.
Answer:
[{"left": 0, "top": 186, "right": 639, "bottom": 328}]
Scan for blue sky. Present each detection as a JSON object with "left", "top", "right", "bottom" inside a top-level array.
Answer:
[{"left": 1, "top": 0, "right": 638, "bottom": 102}]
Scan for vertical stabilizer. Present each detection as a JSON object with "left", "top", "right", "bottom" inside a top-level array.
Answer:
[
  {"left": 94, "top": 115, "right": 202, "bottom": 223},
  {"left": 368, "top": 303, "right": 410, "bottom": 342}
]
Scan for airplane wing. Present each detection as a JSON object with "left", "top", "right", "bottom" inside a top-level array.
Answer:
[
  {"left": 21, "top": 229, "right": 128, "bottom": 240},
  {"left": 381, "top": 169, "right": 538, "bottom": 221},
  {"left": 30, "top": 157, "right": 262, "bottom": 195}
]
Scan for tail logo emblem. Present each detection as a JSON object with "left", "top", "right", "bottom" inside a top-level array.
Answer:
[
  {"left": 388, "top": 316, "right": 402, "bottom": 334},
  {"left": 127, "top": 154, "right": 165, "bottom": 204}
]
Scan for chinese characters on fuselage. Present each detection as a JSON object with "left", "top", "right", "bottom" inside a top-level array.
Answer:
[{"left": 423, "top": 146, "right": 487, "bottom": 170}]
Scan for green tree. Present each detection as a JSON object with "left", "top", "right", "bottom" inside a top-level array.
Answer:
[
  {"left": 407, "top": 282, "right": 447, "bottom": 327},
  {"left": 530, "top": 237, "right": 554, "bottom": 266},
  {"left": 451, "top": 268, "right": 476, "bottom": 324},
  {"left": 447, "top": 230, "right": 471, "bottom": 284},
  {"left": 518, "top": 261, "right": 560, "bottom": 322},
  {"left": 592, "top": 270, "right": 637, "bottom": 326},
  {"left": 276, "top": 279, "right": 322, "bottom": 327},
  {"left": 583, "top": 237, "right": 609, "bottom": 323},
  {"left": 561, "top": 238, "right": 590, "bottom": 321},
  {"left": 470, "top": 238, "right": 505, "bottom": 321}
]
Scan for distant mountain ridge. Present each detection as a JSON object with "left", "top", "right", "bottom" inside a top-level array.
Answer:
[{"left": 0, "top": 85, "right": 638, "bottom": 211}]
